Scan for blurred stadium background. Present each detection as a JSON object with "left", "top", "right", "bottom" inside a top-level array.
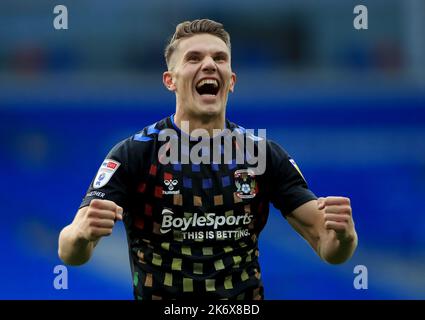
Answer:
[{"left": 0, "top": 0, "right": 424, "bottom": 299}]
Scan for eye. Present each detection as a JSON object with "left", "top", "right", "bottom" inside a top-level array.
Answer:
[
  {"left": 187, "top": 55, "right": 200, "bottom": 62},
  {"left": 214, "top": 55, "right": 227, "bottom": 62}
]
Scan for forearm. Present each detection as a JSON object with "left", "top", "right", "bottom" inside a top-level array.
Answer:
[
  {"left": 318, "top": 230, "right": 358, "bottom": 265},
  {"left": 58, "top": 224, "right": 95, "bottom": 266}
]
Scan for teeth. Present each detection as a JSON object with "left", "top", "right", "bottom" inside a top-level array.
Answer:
[{"left": 197, "top": 79, "right": 218, "bottom": 88}]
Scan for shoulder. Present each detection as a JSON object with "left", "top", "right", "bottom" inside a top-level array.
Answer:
[
  {"left": 226, "top": 119, "right": 268, "bottom": 143},
  {"left": 108, "top": 117, "right": 169, "bottom": 161},
  {"left": 131, "top": 116, "right": 169, "bottom": 144},
  {"left": 226, "top": 118, "right": 290, "bottom": 155},
  {"left": 266, "top": 139, "right": 290, "bottom": 157},
  {"left": 132, "top": 117, "right": 169, "bottom": 142},
  {"left": 227, "top": 119, "right": 281, "bottom": 144},
  {"left": 116, "top": 117, "right": 169, "bottom": 148}
]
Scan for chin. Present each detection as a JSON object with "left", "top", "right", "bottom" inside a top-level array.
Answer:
[{"left": 199, "top": 105, "right": 222, "bottom": 117}]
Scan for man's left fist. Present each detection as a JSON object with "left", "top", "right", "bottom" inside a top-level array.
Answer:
[{"left": 317, "top": 196, "right": 355, "bottom": 242}]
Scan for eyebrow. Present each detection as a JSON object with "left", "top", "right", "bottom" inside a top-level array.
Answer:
[{"left": 183, "top": 50, "right": 229, "bottom": 59}]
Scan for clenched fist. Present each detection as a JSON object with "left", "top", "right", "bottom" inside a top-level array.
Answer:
[
  {"left": 75, "top": 199, "right": 123, "bottom": 242},
  {"left": 317, "top": 196, "right": 355, "bottom": 243}
]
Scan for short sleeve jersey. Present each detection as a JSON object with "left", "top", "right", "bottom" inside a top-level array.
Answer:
[{"left": 80, "top": 115, "right": 317, "bottom": 300}]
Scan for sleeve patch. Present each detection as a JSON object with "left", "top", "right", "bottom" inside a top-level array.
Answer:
[{"left": 93, "top": 159, "right": 121, "bottom": 189}]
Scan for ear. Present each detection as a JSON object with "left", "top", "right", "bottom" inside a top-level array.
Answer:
[
  {"left": 229, "top": 72, "right": 237, "bottom": 93},
  {"left": 163, "top": 71, "right": 176, "bottom": 92}
]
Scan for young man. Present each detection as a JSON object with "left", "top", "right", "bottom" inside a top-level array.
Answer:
[{"left": 58, "top": 19, "right": 358, "bottom": 300}]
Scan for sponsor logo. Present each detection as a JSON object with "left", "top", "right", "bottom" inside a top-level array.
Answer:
[
  {"left": 160, "top": 208, "right": 253, "bottom": 239},
  {"left": 234, "top": 169, "right": 257, "bottom": 199},
  {"left": 93, "top": 159, "right": 120, "bottom": 189},
  {"left": 106, "top": 162, "right": 118, "bottom": 169},
  {"left": 163, "top": 179, "right": 180, "bottom": 195},
  {"left": 86, "top": 190, "right": 106, "bottom": 198}
]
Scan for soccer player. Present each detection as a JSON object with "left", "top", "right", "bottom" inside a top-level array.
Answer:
[{"left": 58, "top": 19, "right": 358, "bottom": 300}]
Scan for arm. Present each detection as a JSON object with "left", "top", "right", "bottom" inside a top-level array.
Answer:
[
  {"left": 58, "top": 199, "right": 123, "bottom": 266},
  {"left": 286, "top": 197, "right": 358, "bottom": 264}
]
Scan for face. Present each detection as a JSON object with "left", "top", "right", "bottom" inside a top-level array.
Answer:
[{"left": 163, "top": 33, "right": 236, "bottom": 119}]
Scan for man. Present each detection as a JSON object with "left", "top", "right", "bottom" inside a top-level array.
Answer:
[{"left": 58, "top": 19, "right": 358, "bottom": 300}]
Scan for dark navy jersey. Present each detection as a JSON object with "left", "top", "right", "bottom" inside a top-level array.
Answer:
[{"left": 80, "top": 115, "right": 317, "bottom": 300}]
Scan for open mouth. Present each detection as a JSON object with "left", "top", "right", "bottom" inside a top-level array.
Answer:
[{"left": 195, "top": 78, "right": 220, "bottom": 96}]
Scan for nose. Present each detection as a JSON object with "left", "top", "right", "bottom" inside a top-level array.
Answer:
[{"left": 201, "top": 56, "right": 217, "bottom": 73}]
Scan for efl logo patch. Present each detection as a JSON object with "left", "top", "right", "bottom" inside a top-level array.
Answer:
[
  {"left": 93, "top": 159, "right": 121, "bottom": 189},
  {"left": 234, "top": 169, "right": 257, "bottom": 199}
]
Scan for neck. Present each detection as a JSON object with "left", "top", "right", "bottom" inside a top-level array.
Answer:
[{"left": 174, "top": 109, "right": 226, "bottom": 137}]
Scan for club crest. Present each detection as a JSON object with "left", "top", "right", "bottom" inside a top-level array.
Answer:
[{"left": 234, "top": 169, "right": 257, "bottom": 199}]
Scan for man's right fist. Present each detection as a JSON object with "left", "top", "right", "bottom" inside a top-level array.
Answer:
[{"left": 76, "top": 199, "right": 123, "bottom": 242}]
